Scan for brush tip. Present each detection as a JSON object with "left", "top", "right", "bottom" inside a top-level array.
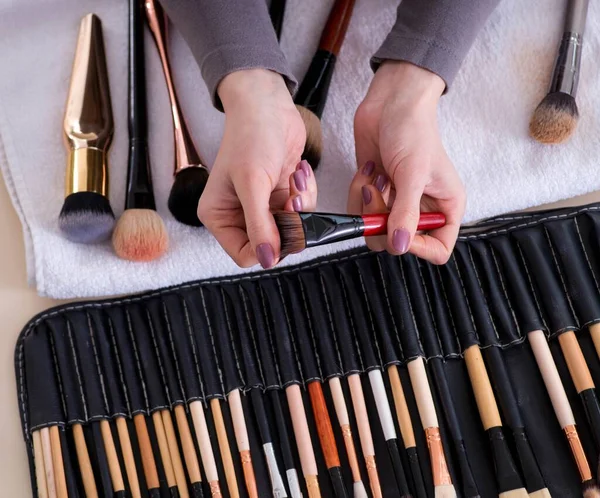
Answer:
[
  {"left": 434, "top": 484, "right": 457, "bottom": 498},
  {"left": 272, "top": 211, "right": 306, "bottom": 258},
  {"left": 353, "top": 481, "right": 368, "bottom": 498},
  {"left": 296, "top": 104, "right": 322, "bottom": 170},
  {"left": 168, "top": 166, "right": 209, "bottom": 227},
  {"left": 584, "top": 480, "right": 600, "bottom": 498},
  {"left": 59, "top": 191, "right": 115, "bottom": 244},
  {"left": 112, "top": 209, "right": 168, "bottom": 261},
  {"left": 529, "top": 91, "right": 578, "bottom": 144}
]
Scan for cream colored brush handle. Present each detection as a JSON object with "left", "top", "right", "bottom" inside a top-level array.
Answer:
[
  {"left": 407, "top": 357, "right": 438, "bottom": 429},
  {"left": 152, "top": 411, "right": 176, "bottom": 488},
  {"left": 49, "top": 426, "right": 68, "bottom": 498},
  {"left": 41, "top": 428, "right": 57, "bottom": 498},
  {"left": 464, "top": 345, "right": 502, "bottom": 430},
  {"left": 388, "top": 365, "right": 417, "bottom": 447},
  {"left": 116, "top": 417, "right": 141, "bottom": 498},
  {"left": 189, "top": 400, "right": 220, "bottom": 485},
  {"left": 347, "top": 374, "right": 375, "bottom": 457},
  {"left": 287, "top": 384, "right": 318, "bottom": 477}
]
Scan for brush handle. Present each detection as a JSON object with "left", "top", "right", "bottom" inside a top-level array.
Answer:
[
  {"left": 307, "top": 382, "right": 341, "bottom": 470},
  {"left": 144, "top": 0, "right": 203, "bottom": 173},
  {"left": 269, "top": 0, "right": 286, "bottom": 41},
  {"left": 363, "top": 212, "right": 446, "bottom": 235},
  {"left": 565, "top": 0, "right": 589, "bottom": 35},
  {"left": 319, "top": 0, "right": 356, "bottom": 55}
]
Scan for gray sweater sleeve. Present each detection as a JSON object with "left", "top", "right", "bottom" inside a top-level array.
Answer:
[
  {"left": 373, "top": 0, "right": 500, "bottom": 88},
  {"left": 160, "top": 0, "right": 297, "bottom": 110}
]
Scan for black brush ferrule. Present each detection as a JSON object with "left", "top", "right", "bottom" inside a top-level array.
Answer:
[
  {"left": 169, "top": 486, "right": 180, "bottom": 498},
  {"left": 300, "top": 213, "right": 363, "bottom": 248},
  {"left": 386, "top": 438, "right": 412, "bottom": 496},
  {"left": 126, "top": 139, "right": 156, "bottom": 210},
  {"left": 406, "top": 446, "right": 427, "bottom": 498},
  {"left": 580, "top": 388, "right": 600, "bottom": 451},
  {"left": 190, "top": 481, "right": 205, "bottom": 498},
  {"left": 114, "top": 491, "right": 127, "bottom": 498},
  {"left": 512, "top": 427, "right": 545, "bottom": 493},
  {"left": 455, "top": 440, "right": 480, "bottom": 498},
  {"left": 328, "top": 466, "right": 350, "bottom": 498},
  {"left": 294, "top": 50, "right": 337, "bottom": 118},
  {"left": 148, "top": 488, "right": 161, "bottom": 498},
  {"left": 487, "top": 426, "right": 524, "bottom": 493}
]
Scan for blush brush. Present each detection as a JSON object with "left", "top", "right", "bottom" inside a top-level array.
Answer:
[
  {"left": 274, "top": 211, "right": 445, "bottom": 257},
  {"left": 144, "top": 0, "right": 209, "bottom": 227},
  {"left": 529, "top": 0, "right": 589, "bottom": 144}
]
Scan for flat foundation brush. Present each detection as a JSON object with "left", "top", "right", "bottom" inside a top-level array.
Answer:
[
  {"left": 113, "top": 0, "right": 168, "bottom": 261},
  {"left": 145, "top": 0, "right": 209, "bottom": 227},
  {"left": 530, "top": 0, "right": 589, "bottom": 144},
  {"left": 60, "top": 14, "right": 115, "bottom": 244},
  {"left": 294, "top": 0, "right": 356, "bottom": 170},
  {"left": 275, "top": 211, "right": 445, "bottom": 258}
]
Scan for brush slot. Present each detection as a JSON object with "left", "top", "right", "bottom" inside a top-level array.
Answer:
[
  {"left": 576, "top": 212, "right": 600, "bottom": 291},
  {"left": 297, "top": 270, "right": 344, "bottom": 379}
]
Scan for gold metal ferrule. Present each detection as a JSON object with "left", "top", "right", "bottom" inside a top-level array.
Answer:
[
  {"left": 564, "top": 425, "right": 592, "bottom": 481},
  {"left": 63, "top": 14, "right": 113, "bottom": 197},
  {"left": 365, "top": 455, "right": 383, "bottom": 498},
  {"left": 208, "top": 480, "right": 222, "bottom": 497},
  {"left": 425, "top": 427, "right": 453, "bottom": 486}
]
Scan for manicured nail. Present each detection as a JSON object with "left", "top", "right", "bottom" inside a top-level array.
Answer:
[
  {"left": 392, "top": 229, "right": 411, "bottom": 254},
  {"left": 256, "top": 243, "right": 275, "bottom": 269},
  {"left": 362, "top": 160, "right": 375, "bottom": 176},
  {"left": 293, "top": 196, "right": 303, "bottom": 212},
  {"left": 294, "top": 170, "right": 307, "bottom": 192},
  {"left": 374, "top": 174, "right": 387, "bottom": 192},
  {"left": 298, "top": 160, "right": 311, "bottom": 177},
  {"left": 362, "top": 186, "right": 372, "bottom": 205}
]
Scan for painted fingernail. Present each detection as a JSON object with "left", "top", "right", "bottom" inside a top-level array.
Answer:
[
  {"left": 256, "top": 243, "right": 275, "bottom": 269},
  {"left": 293, "top": 196, "right": 303, "bottom": 212},
  {"left": 294, "top": 170, "right": 307, "bottom": 192},
  {"left": 392, "top": 229, "right": 410, "bottom": 254},
  {"left": 374, "top": 174, "right": 387, "bottom": 192},
  {"left": 362, "top": 186, "right": 372, "bottom": 205},
  {"left": 298, "top": 159, "right": 311, "bottom": 177},
  {"left": 362, "top": 160, "right": 375, "bottom": 176}
]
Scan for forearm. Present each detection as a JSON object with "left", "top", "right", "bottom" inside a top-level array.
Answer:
[
  {"left": 372, "top": 0, "right": 501, "bottom": 89},
  {"left": 160, "top": 0, "right": 297, "bottom": 109}
]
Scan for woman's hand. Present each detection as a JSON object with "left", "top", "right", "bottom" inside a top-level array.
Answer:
[
  {"left": 349, "top": 61, "right": 465, "bottom": 264},
  {"left": 198, "top": 69, "right": 317, "bottom": 268}
]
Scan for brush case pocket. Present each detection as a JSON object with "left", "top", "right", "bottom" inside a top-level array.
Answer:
[{"left": 16, "top": 203, "right": 600, "bottom": 498}]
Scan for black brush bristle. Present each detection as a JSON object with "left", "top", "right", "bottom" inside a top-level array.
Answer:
[
  {"left": 59, "top": 191, "right": 115, "bottom": 244},
  {"left": 273, "top": 211, "right": 306, "bottom": 257},
  {"left": 168, "top": 166, "right": 209, "bottom": 227}
]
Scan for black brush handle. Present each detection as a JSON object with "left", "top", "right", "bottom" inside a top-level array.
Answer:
[
  {"left": 483, "top": 347, "right": 523, "bottom": 429},
  {"left": 294, "top": 50, "right": 336, "bottom": 119},
  {"left": 190, "top": 481, "right": 205, "bottom": 498},
  {"left": 406, "top": 446, "right": 427, "bottom": 498},
  {"left": 269, "top": 0, "right": 286, "bottom": 40},
  {"left": 169, "top": 486, "right": 180, "bottom": 498},
  {"left": 126, "top": 0, "right": 155, "bottom": 210},
  {"left": 580, "top": 388, "right": 600, "bottom": 450},
  {"left": 328, "top": 466, "right": 350, "bottom": 498},
  {"left": 487, "top": 427, "right": 524, "bottom": 493},
  {"left": 114, "top": 491, "right": 127, "bottom": 498},
  {"left": 148, "top": 488, "right": 161, "bottom": 498},
  {"left": 268, "top": 389, "right": 296, "bottom": 472},
  {"left": 251, "top": 388, "right": 273, "bottom": 444},
  {"left": 512, "top": 428, "right": 545, "bottom": 493},
  {"left": 386, "top": 438, "right": 412, "bottom": 496}
]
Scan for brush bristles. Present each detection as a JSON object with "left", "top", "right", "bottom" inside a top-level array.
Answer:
[
  {"left": 529, "top": 92, "right": 579, "bottom": 144},
  {"left": 296, "top": 104, "right": 323, "bottom": 170},
  {"left": 435, "top": 484, "right": 457, "bottom": 498},
  {"left": 584, "top": 480, "right": 600, "bottom": 498},
  {"left": 59, "top": 191, "right": 115, "bottom": 244},
  {"left": 353, "top": 481, "right": 368, "bottom": 498},
  {"left": 112, "top": 209, "right": 168, "bottom": 261},
  {"left": 273, "top": 211, "right": 306, "bottom": 258},
  {"left": 168, "top": 166, "right": 209, "bottom": 227}
]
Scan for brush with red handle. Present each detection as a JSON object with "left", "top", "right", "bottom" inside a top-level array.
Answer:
[{"left": 274, "top": 211, "right": 446, "bottom": 257}]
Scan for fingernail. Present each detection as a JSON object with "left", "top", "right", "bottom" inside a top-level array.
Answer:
[
  {"left": 374, "top": 174, "right": 387, "bottom": 192},
  {"left": 362, "top": 160, "right": 375, "bottom": 176},
  {"left": 362, "top": 186, "right": 371, "bottom": 205},
  {"left": 392, "top": 229, "right": 410, "bottom": 254},
  {"left": 293, "top": 196, "right": 303, "bottom": 212},
  {"left": 256, "top": 243, "right": 275, "bottom": 269},
  {"left": 294, "top": 170, "right": 307, "bottom": 192},
  {"left": 298, "top": 160, "right": 311, "bottom": 177}
]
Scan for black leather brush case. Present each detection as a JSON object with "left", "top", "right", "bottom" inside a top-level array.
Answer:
[{"left": 16, "top": 202, "right": 600, "bottom": 498}]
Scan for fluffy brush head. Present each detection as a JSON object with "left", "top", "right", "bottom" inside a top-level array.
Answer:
[
  {"left": 112, "top": 209, "right": 168, "bottom": 262},
  {"left": 168, "top": 166, "right": 209, "bottom": 227},
  {"left": 59, "top": 191, "right": 115, "bottom": 244},
  {"left": 434, "top": 484, "right": 457, "bottom": 498},
  {"left": 296, "top": 104, "right": 322, "bottom": 170},
  {"left": 584, "top": 480, "right": 600, "bottom": 498},
  {"left": 273, "top": 211, "right": 306, "bottom": 258},
  {"left": 529, "top": 91, "right": 579, "bottom": 144}
]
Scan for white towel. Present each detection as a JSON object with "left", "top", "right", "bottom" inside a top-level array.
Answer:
[{"left": 0, "top": 0, "right": 598, "bottom": 299}]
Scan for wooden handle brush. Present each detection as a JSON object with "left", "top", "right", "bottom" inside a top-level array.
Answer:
[
  {"left": 173, "top": 405, "right": 206, "bottom": 498},
  {"left": 152, "top": 410, "right": 181, "bottom": 498},
  {"left": 144, "top": 0, "right": 209, "bottom": 227},
  {"left": 188, "top": 401, "right": 222, "bottom": 496},
  {"left": 211, "top": 398, "right": 241, "bottom": 498},
  {"left": 294, "top": 0, "right": 356, "bottom": 169},
  {"left": 113, "top": 0, "right": 168, "bottom": 261}
]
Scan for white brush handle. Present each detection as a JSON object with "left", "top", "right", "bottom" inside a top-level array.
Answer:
[
  {"left": 407, "top": 358, "right": 439, "bottom": 429},
  {"left": 287, "top": 384, "right": 319, "bottom": 476},
  {"left": 189, "top": 401, "right": 219, "bottom": 483},
  {"left": 368, "top": 370, "right": 397, "bottom": 441},
  {"left": 528, "top": 330, "right": 576, "bottom": 428},
  {"left": 329, "top": 377, "right": 350, "bottom": 426},
  {"left": 229, "top": 389, "right": 250, "bottom": 451},
  {"left": 286, "top": 468, "right": 303, "bottom": 498},
  {"left": 263, "top": 442, "right": 288, "bottom": 497}
]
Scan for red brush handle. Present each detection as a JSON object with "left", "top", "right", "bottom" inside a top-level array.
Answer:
[{"left": 362, "top": 212, "right": 446, "bottom": 237}]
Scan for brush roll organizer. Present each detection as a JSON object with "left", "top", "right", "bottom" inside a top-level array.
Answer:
[{"left": 16, "top": 202, "right": 600, "bottom": 498}]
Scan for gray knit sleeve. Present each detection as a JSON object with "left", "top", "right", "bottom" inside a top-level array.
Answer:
[
  {"left": 372, "top": 0, "right": 501, "bottom": 88},
  {"left": 160, "top": 0, "right": 297, "bottom": 110}
]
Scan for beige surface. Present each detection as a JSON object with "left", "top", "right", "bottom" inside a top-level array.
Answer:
[{"left": 1, "top": 167, "right": 600, "bottom": 497}]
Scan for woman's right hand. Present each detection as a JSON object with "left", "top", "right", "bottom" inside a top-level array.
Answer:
[{"left": 198, "top": 69, "right": 317, "bottom": 269}]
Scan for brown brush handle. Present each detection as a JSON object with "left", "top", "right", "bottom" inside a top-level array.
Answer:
[
  {"left": 388, "top": 365, "right": 417, "bottom": 449},
  {"left": 319, "top": 0, "right": 356, "bottom": 55},
  {"left": 307, "top": 381, "right": 341, "bottom": 469},
  {"left": 71, "top": 424, "right": 98, "bottom": 498},
  {"left": 144, "top": 0, "right": 202, "bottom": 172},
  {"left": 134, "top": 414, "right": 160, "bottom": 490},
  {"left": 40, "top": 428, "right": 57, "bottom": 498},
  {"left": 161, "top": 410, "right": 190, "bottom": 498},
  {"left": 152, "top": 411, "right": 177, "bottom": 488},
  {"left": 558, "top": 331, "right": 595, "bottom": 392},
  {"left": 211, "top": 398, "right": 240, "bottom": 498},
  {"left": 115, "top": 417, "right": 141, "bottom": 498},
  {"left": 228, "top": 390, "right": 258, "bottom": 498},
  {"left": 174, "top": 405, "right": 203, "bottom": 484},
  {"left": 589, "top": 323, "right": 600, "bottom": 363},
  {"left": 49, "top": 426, "right": 68, "bottom": 498},
  {"left": 100, "top": 420, "right": 126, "bottom": 492},
  {"left": 464, "top": 345, "right": 502, "bottom": 430}
]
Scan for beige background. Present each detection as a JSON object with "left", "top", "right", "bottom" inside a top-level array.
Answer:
[{"left": 1, "top": 171, "right": 599, "bottom": 496}]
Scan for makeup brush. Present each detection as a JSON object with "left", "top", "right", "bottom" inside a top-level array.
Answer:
[
  {"left": 33, "top": 431, "right": 49, "bottom": 498},
  {"left": 211, "top": 398, "right": 241, "bottom": 498},
  {"left": 60, "top": 14, "right": 115, "bottom": 244},
  {"left": 40, "top": 428, "right": 57, "bottom": 498},
  {"left": 144, "top": 0, "right": 209, "bottom": 227},
  {"left": 275, "top": 211, "right": 445, "bottom": 257},
  {"left": 294, "top": 0, "right": 356, "bottom": 169},
  {"left": 113, "top": 0, "right": 168, "bottom": 261},
  {"left": 269, "top": 0, "right": 286, "bottom": 41},
  {"left": 529, "top": 0, "right": 589, "bottom": 144},
  {"left": 152, "top": 410, "right": 181, "bottom": 498},
  {"left": 49, "top": 426, "right": 68, "bottom": 498}
]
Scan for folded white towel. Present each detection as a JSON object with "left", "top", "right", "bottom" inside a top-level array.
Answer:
[{"left": 0, "top": 0, "right": 598, "bottom": 299}]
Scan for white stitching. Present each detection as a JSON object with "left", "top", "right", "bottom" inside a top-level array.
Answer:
[
  {"left": 434, "top": 265, "right": 463, "bottom": 353},
  {"left": 161, "top": 300, "right": 189, "bottom": 400},
  {"left": 66, "top": 319, "right": 89, "bottom": 420},
  {"left": 180, "top": 296, "right": 207, "bottom": 404},
  {"left": 144, "top": 307, "right": 172, "bottom": 405},
  {"left": 240, "top": 288, "right": 267, "bottom": 387},
  {"left": 355, "top": 269, "right": 384, "bottom": 365},
  {"left": 376, "top": 257, "right": 405, "bottom": 357},
  {"left": 414, "top": 261, "right": 445, "bottom": 357},
  {"left": 574, "top": 217, "right": 600, "bottom": 295},
  {"left": 515, "top": 243, "right": 551, "bottom": 335},
  {"left": 276, "top": 280, "right": 307, "bottom": 384},
  {"left": 219, "top": 288, "right": 245, "bottom": 387},
  {"left": 317, "top": 271, "right": 344, "bottom": 371},
  {"left": 107, "top": 315, "right": 132, "bottom": 415},
  {"left": 489, "top": 246, "right": 522, "bottom": 337},
  {"left": 86, "top": 312, "right": 110, "bottom": 414},
  {"left": 337, "top": 270, "right": 365, "bottom": 370},
  {"left": 48, "top": 325, "right": 68, "bottom": 421},
  {"left": 125, "top": 308, "right": 150, "bottom": 411},
  {"left": 297, "top": 277, "right": 324, "bottom": 378},
  {"left": 199, "top": 288, "right": 226, "bottom": 394},
  {"left": 259, "top": 286, "right": 284, "bottom": 385},
  {"left": 395, "top": 258, "right": 426, "bottom": 358}
]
